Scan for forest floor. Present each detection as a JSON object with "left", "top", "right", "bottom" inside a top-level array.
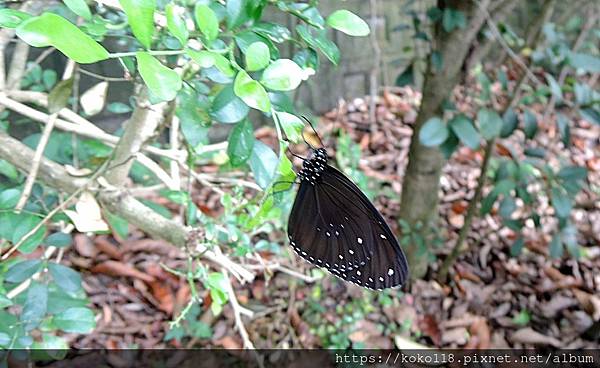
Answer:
[{"left": 62, "top": 87, "right": 599, "bottom": 350}]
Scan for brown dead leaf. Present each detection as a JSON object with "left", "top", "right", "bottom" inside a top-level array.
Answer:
[
  {"left": 466, "top": 318, "right": 490, "bottom": 349},
  {"left": 91, "top": 260, "right": 155, "bottom": 283},
  {"left": 94, "top": 236, "right": 123, "bottom": 260},
  {"left": 451, "top": 201, "right": 468, "bottom": 214},
  {"left": 418, "top": 314, "right": 441, "bottom": 346},
  {"left": 587, "top": 157, "right": 600, "bottom": 172},
  {"left": 215, "top": 335, "right": 242, "bottom": 349},
  {"left": 74, "top": 234, "right": 98, "bottom": 258},
  {"left": 148, "top": 280, "right": 175, "bottom": 315}
]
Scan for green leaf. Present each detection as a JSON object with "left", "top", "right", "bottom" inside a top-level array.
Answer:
[
  {"left": 500, "top": 108, "right": 518, "bottom": 138},
  {"left": 549, "top": 234, "right": 563, "bottom": 259},
  {"left": 580, "top": 108, "right": 600, "bottom": 125},
  {"left": 442, "top": 8, "right": 466, "bottom": 32},
  {"left": 569, "top": 53, "right": 600, "bottom": 73},
  {"left": 522, "top": 110, "right": 538, "bottom": 139},
  {"left": 166, "top": 4, "right": 189, "bottom": 46},
  {"left": 477, "top": 108, "right": 502, "bottom": 140},
  {"left": 21, "top": 283, "right": 48, "bottom": 331},
  {"left": 449, "top": 115, "right": 480, "bottom": 150},
  {"left": 48, "top": 263, "right": 82, "bottom": 293},
  {"left": 249, "top": 140, "right": 278, "bottom": 189},
  {"left": 160, "top": 190, "right": 190, "bottom": 205},
  {"left": 119, "top": 0, "right": 156, "bottom": 49},
  {"left": 297, "top": 25, "right": 339, "bottom": 65},
  {"left": 275, "top": 111, "right": 304, "bottom": 144},
  {"left": 0, "top": 9, "right": 32, "bottom": 29},
  {"left": 48, "top": 78, "right": 74, "bottom": 114},
  {"left": 205, "top": 272, "right": 228, "bottom": 315},
  {"left": 5, "top": 259, "right": 43, "bottom": 283},
  {"left": 556, "top": 113, "right": 571, "bottom": 145},
  {"left": 53, "top": 307, "right": 96, "bottom": 333},
  {"left": 512, "top": 309, "right": 530, "bottom": 325},
  {"left": 253, "top": 22, "right": 291, "bottom": 43},
  {"left": 107, "top": 102, "right": 132, "bottom": 114},
  {"left": 136, "top": 52, "right": 182, "bottom": 102},
  {"left": 245, "top": 42, "right": 270, "bottom": 71},
  {"left": 546, "top": 73, "right": 563, "bottom": 103},
  {"left": 261, "top": 59, "right": 303, "bottom": 91},
  {"left": 524, "top": 147, "right": 545, "bottom": 158},
  {"left": 36, "top": 333, "right": 68, "bottom": 358},
  {"left": 226, "top": 0, "right": 250, "bottom": 29},
  {"left": 233, "top": 70, "right": 271, "bottom": 112},
  {"left": 326, "top": 10, "right": 370, "bottom": 37},
  {"left": 235, "top": 30, "right": 279, "bottom": 60},
  {"left": 63, "top": 0, "right": 92, "bottom": 20},
  {"left": 0, "top": 160, "right": 19, "bottom": 181},
  {"left": 227, "top": 119, "right": 255, "bottom": 167},
  {"left": 419, "top": 117, "right": 448, "bottom": 146},
  {"left": 0, "top": 332, "right": 11, "bottom": 347},
  {"left": 16, "top": 13, "right": 109, "bottom": 63},
  {"left": 0, "top": 294, "right": 13, "bottom": 309},
  {"left": 499, "top": 196, "right": 516, "bottom": 219},
  {"left": 195, "top": 4, "right": 219, "bottom": 41},
  {"left": 105, "top": 212, "right": 129, "bottom": 239},
  {"left": 210, "top": 84, "right": 249, "bottom": 123},
  {"left": 510, "top": 237, "right": 525, "bottom": 257},
  {"left": 557, "top": 166, "right": 587, "bottom": 182},
  {"left": 186, "top": 48, "right": 216, "bottom": 68},
  {"left": 45, "top": 232, "right": 72, "bottom": 248},
  {"left": 12, "top": 214, "right": 47, "bottom": 254},
  {"left": 0, "top": 188, "right": 20, "bottom": 209},
  {"left": 551, "top": 187, "right": 571, "bottom": 219}
]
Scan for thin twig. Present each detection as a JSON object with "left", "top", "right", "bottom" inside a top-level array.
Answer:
[
  {"left": 79, "top": 68, "right": 129, "bottom": 82},
  {"left": 368, "top": 0, "right": 381, "bottom": 126},
  {"left": 15, "top": 59, "right": 77, "bottom": 210},
  {"left": 221, "top": 268, "right": 256, "bottom": 350},
  {"left": 476, "top": 0, "right": 543, "bottom": 87},
  {"left": 15, "top": 113, "right": 59, "bottom": 210}
]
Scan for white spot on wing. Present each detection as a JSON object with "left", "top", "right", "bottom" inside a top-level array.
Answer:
[
  {"left": 357, "top": 237, "right": 363, "bottom": 244},
  {"left": 380, "top": 234, "right": 387, "bottom": 239},
  {"left": 349, "top": 249, "right": 354, "bottom": 255},
  {"left": 379, "top": 277, "right": 384, "bottom": 281},
  {"left": 388, "top": 268, "right": 394, "bottom": 276},
  {"left": 338, "top": 254, "right": 343, "bottom": 260},
  {"left": 356, "top": 271, "right": 361, "bottom": 276}
]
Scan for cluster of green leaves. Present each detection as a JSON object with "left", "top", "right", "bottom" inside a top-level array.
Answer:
[
  {"left": 304, "top": 282, "right": 404, "bottom": 349},
  {"left": 418, "top": 52, "right": 591, "bottom": 262},
  {"left": 532, "top": 23, "right": 600, "bottom": 125},
  {"left": 1, "top": 148, "right": 97, "bottom": 351},
  {"left": 1, "top": 0, "right": 371, "bottom": 349}
]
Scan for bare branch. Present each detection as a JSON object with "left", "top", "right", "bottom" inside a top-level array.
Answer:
[{"left": 0, "top": 130, "right": 254, "bottom": 283}]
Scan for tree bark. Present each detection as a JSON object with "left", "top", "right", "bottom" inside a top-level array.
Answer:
[{"left": 399, "top": 0, "right": 492, "bottom": 278}]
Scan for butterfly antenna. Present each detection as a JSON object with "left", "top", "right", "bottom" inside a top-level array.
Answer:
[
  {"left": 301, "top": 116, "right": 324, "bottom": 148},
  {"left": 281, "top": 135, "right": 307, "bottom": 161}
]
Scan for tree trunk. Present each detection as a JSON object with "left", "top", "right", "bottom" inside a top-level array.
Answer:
[{"left": 399, "top": 0, "right": 492, "bottom": 278}]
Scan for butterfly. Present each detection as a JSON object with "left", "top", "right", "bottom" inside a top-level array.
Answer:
[{"left": 285, "top": 119, "right": 409, "bottom": 290}]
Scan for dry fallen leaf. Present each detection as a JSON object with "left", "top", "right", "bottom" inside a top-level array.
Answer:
[
  {"left": 510, "top": 328, "right": 561, "bottom": 347},
  {"left": 65, "top": 191, "right": 109, "bottom": 233},
  {"left": 148, "top": 280, "right": 175, "bottom": 315},
  {"left": 91, "top": 260, "right": 156, "bottom": 283}
]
